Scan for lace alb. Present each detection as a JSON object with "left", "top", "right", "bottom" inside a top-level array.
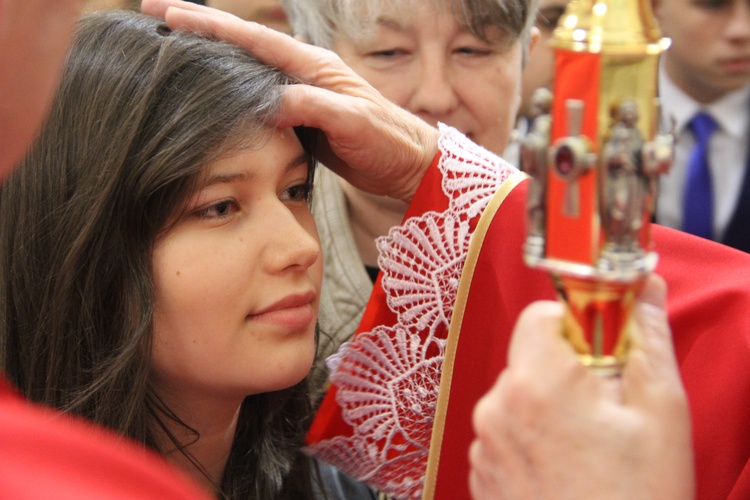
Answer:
[{"left": 306, "top": 124, "right": 518, "bottom": 499}]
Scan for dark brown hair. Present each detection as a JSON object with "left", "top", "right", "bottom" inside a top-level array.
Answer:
[{"left": 0, "top": 10, "right": 317, "bottom": 499}]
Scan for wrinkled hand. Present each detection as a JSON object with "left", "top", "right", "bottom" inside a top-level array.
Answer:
[
  {"left": 140, "top": 0, "right": 439, "bottom": 202},
  {"left": 0, "top": 0, "right": 84, "bottom": 179},
  {"left": 469, "top": 275, "right": 694, "bottom": 500}
]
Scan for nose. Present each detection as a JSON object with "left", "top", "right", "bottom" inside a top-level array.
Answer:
[
  {"left": 406, "top": 57, "right": 459, "bottom": 121},
  {"left": 264, "top": 204, "right": 321, "bottom": 274},
  {"left": 726, "top": 2, "right": 750, "bottom": 40}
]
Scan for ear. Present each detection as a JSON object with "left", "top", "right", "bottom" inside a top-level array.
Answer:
[{"left": 528, "top": 26, "right": 541, "bottom": 55}]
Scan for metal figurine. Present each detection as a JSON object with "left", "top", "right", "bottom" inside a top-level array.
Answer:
[
  {"left": 522, "top": 0, "right": 673, "bottom": 374},
  {"left": 521, "top": 88, "right": 554, "bottom": 241}
]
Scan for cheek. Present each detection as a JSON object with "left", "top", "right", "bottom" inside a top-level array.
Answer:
[
  {"left": 311, "top": 257, "right": 324, "bottom": 302},
  {"left": 149, "top": 311, "right": 198, "bottom": 397},
  {"left": 337, "top": 55, "right": 411, "bottom": 106},
  {"left": 667, "top": 37, "right": 714, "bottom": 77},
  {"left": 150, "top": 317, "right": 177, "bottom": 380},
  {"left": 150, "top": 233, "right": 250, "bottom": 348},
  {"left": 359, "top": 69, "right": 411, "bottom": 107},
  {"left": 659, "top": 11, "right": 713, "bottom": 52},
  {"left": 469, "top": 72, "right": 521, "bottom": 151},
  {"left": 523, "top": 46, "right": 556, "bottom": 91},
  {"left": 303, "top": 218, "right": 324, "bottom": 291}
]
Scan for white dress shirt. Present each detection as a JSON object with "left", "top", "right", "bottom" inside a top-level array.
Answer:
[{"left": 657, "top": 64, "right": 750, "bottom": 240}]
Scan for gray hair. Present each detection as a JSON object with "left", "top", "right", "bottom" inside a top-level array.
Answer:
[{"left": 282, "top": 0, "right": 539, "bottom": 59}]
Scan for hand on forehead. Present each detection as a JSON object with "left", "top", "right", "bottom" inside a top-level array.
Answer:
[{"left": 140, "top": 0, "right": 440, "bottom": 203}]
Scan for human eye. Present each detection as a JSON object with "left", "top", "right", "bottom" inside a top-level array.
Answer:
[
  {"left": 194, "top": 199, "right": 239, "bottom": 220},
  {"left": 453, "top": 33, "right": 496, "bottom": 59},
  {"left": 366, "top": 47, "right": 409, "bottom": 59},
  {"left": 454, "top": 46, "right": 492, "bottom": 57},
  {"left": 280, "top": 182, "right": 313, "bottom": 204},
  {"left": 693, "top": 0, "right": 729, "bottom": 10}
]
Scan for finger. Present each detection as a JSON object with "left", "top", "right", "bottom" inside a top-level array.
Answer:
[
  {"left": 635, "top": 273, "right": 667, "bottom": 309},
  {"left": 627, "top": 275, "right": 674, "bottom": 364},
  {"left": 276, "top": 82, "right": 368, "bottom": 130},
  {"left": 161, "top": 6, "right": 346, "bottom": 84},
  {"left": 505, "top": 300, "right": 627, "bottom": 409},
  {"left": 622, "top": 275, "right": 685, "bottom": 404},
  {"left": 469, "top": 435, "right": 525, "bottom": 500},
  {"left": 468, "top": 445, "right": 499, "bottom": 500},
  {"left": 276, "top": 85, "right": 372, "bottom": 186},
  {"left": 140, "top": 0, "right": 209, "bottom": 18},
  {"left": 506, "top": 300, "right": 571, "bottom": 371}
]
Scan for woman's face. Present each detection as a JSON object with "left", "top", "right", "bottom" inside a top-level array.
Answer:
[
  {"left": 331, "top": 0, "right": 523, "bottom": 155},
  {"left": 150, "top": 128, "right": 322, "bottom": 404}
]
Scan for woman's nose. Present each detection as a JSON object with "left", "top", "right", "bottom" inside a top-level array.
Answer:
[
  {"left": 263, "top": 205, "right": 321, "bottom": 274},
  {"left": 407, "top": 58, "right": 459, "bottom": 119}
]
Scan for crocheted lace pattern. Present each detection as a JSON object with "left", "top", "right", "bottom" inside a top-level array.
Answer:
[{"left": 306, "top": 124, "right": 518, "bottom": 498}]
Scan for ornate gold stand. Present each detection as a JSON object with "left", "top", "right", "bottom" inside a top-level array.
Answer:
[{"left": 522, "top": 0, "right": 671, "bottom": 373}]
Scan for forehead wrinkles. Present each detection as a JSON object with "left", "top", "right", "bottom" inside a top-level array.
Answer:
[{"left": 340, "top": 0, "right": 521, "bottom": 44}]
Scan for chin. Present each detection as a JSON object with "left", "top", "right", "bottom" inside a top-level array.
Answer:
[
  {"left": 265, "top": 371, "right": 311, "bottom": 393},
  {"left": 268, "top": 351, "right": 315, "bottom": 392}
]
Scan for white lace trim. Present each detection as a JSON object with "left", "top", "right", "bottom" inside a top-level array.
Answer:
[{"left": 308, "top": 124, "right": 518, "bottom": 499}]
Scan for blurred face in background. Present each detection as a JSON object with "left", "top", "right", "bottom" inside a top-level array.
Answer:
[
  {"left": 519, "top": 0, "right": 569, "bottom": 119},
  {"left": 654, "top": 0, "right": 750, "bottom": 103},
  {"left": 207, "top": 0, "right": 291, "bottom": 33},
  {"left": 330, "top": 0, "right": 524, "bottom": 155}
]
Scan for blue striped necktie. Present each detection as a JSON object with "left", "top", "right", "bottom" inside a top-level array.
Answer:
[{"left": 682, "top": 112, "right": 718, "bottom": 239}]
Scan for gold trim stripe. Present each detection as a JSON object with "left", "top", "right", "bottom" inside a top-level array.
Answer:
[{"left": 422, "top": 171, "right": 528, "bottom": 499}]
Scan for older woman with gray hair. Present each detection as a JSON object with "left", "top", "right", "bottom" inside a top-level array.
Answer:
[{"left": 281, "top": 0, "right": 539, "bottom": 400}]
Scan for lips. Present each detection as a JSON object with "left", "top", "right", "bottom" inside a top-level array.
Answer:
[
  {"left": 248, "top": 291, "right": 316, "bottom": 329},
  {"left": 720, "top": 57, "right": 750, "bottom": 74}
]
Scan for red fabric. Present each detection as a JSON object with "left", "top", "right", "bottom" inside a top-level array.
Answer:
[
  {"left": 432, "top": 180, "right": 554, "bottom": 499},
  {"left": 308, "top": 158, "right": 750, "bottom": 499},
  {"left": 551, "top": 51, "right": 601, "bottom": 144},
  {"left": 0, "top": 378, "right": 210, "bottom": 499},
  {"left": 433, "top": 180, "right": 750, "bottom": 500},
  {"left": 547, "top": 51, "right": 602, "bottom": 263}
]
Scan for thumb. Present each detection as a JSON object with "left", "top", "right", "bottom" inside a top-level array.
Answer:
[
  {"left": 635, "top": 273, "right": 667, "bottom": 309},
  {"left": 622, "top": 274, "right": 686, "bottom": 404}
]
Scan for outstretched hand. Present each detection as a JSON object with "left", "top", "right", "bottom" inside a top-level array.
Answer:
[
  {"left": 469, "top": 275, "right": 695, "bottom": 500},
  {"left": 0, "top": 0, "right": 84, "bottom": 179},
  {"left": 140, "top": 0, "right": 439, "bottom": 202}
]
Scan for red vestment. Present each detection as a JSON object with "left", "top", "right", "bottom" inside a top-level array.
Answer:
[{"left": 306, "top": 125, "right": 750, "bottom": 500}]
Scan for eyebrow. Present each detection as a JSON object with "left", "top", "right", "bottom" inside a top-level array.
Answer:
[
  {"left": 374, "top": 16, "right": 408, "bottom": 33},
  {"left": 202, "top": 152, "right": 310, "bottom": 187}
]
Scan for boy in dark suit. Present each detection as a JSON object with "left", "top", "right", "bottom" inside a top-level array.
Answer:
[{"left": 654, "top": 0, "right": 750, "bottom": 252}]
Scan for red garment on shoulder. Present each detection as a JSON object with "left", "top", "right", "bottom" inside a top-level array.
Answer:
[
  {"left": 431, "top": 179, "right": 750, "bottom": 500},
  {"left": 0, "top": 377, "right": 210, "bottom": 499},
  {"left": 309, "top": 152, "right": 750, "bottom": 499}
]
